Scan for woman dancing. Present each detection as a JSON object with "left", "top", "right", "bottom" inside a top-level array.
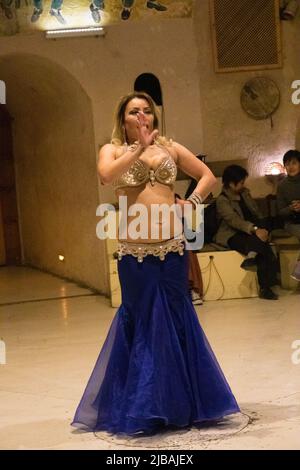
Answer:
[{"left": 71, "top": 92, "right": 240, "bottom": 435}]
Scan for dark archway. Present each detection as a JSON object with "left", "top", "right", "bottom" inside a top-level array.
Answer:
[
  {"left": 134, "top": 73, "right": 163, "bottom": 106},
  {"left": 134, "top": 73, "right": 166, "bottom": 134},
  {"left": 0, "top": 104, "right": 21, "bottom": 265}
]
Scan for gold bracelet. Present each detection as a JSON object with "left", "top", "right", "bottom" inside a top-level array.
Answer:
[{"left": 187, "top": 192, "right": 203, "bottom": 207}]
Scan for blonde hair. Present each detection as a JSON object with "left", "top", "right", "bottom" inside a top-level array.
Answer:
[{"left": 111, "top": 91, "right": 171, "bottom": 147}]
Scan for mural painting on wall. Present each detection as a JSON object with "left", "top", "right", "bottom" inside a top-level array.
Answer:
[{"left": 0, "top": 0, "right": 194, "bottom": 35}]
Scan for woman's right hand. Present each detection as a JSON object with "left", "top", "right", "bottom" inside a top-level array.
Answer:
[{"left": 136, "top": 111, "right": 159, "bottom": 148}]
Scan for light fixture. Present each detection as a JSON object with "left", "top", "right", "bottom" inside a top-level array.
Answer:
[
  {"left": 264, "top": 162, "right": 286, "bottom": 194},
  {"left": 0, "top": 79, "right": 6, "bottom": 105},
  {"left": 58, "top": 254, "right": 65, "bottom": 262},
  {"left": 264, "top": 161, "right": 286, "bottom": 176},
  {"left": 45, "top": 26, "right": 105, "bottom": 39},
  {"left": 281, "top": 0, "right": 299, "bottom": 20}
]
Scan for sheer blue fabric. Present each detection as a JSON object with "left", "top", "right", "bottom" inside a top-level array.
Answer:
[{"left": 71, "top": 249, "right": 240, "bottom": 435}]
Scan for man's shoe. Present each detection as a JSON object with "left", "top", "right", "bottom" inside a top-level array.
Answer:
[
  {"left": 190, "top": 289, "right": 203, "bottom": 306},
  {"left": 146, "top": 1, "right": 167, "bottom": 11},
  {"left": 259, "top": 288, "right": 278, "bottom": 300},
  {"left": 50, "top": 8, "right": 66, "bottom": 25},
  {"left": 240, "top": 258, "right": 257, "bottom": 272},
  {"left": 31, "top": 8, "right": 43, "bottom": 23},
  {"left": 90, "top": 4, "right": 101, "bottom": 23},
  {"left": 121, "top": 8, "right": 131, "bottom": 20}
]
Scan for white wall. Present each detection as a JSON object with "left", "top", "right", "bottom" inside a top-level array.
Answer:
[
  {"left": 193, "top": 1, "right": 300, "bottom": 196},
  {"left": 0, "top": 1, "right": 300, "bottom": 293},
  {"left": 0, "top": 16, "right": 202, "bottom": 294}
]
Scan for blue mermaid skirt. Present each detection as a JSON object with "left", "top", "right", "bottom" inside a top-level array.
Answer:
[{"left": 71, "top": 249, "right": 240, "bottom": 435}]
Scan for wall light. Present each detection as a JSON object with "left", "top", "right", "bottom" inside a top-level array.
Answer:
[
  {"left": 0, "top": 80, "right": 6, "bottom": 105},
  {"left": 264, "top": 161, "right": 286, "bottom": 176},
  {"left": 281, "top": 0, "right": 299, "bottom": 20},
  {"left": 46, "top": 26, "right": 105, "bottom": 39},
  {"left": 264, "top": 162, "right": 286, "bottom": 194},
  {"left": 58, "top": 254, "right": 65, "bottom": 262}
]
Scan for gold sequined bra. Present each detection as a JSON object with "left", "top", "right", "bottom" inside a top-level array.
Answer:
[{"left": 113, "top": 145, "right": 177, "bottom": 190}]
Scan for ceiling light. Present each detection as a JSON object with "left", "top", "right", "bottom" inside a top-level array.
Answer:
[{"left": 45, "top": 26, "right": 105, "bottom": 39}]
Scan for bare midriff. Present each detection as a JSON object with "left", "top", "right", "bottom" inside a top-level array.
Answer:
[{"left": 115, "top": 145, "right": 183, "bottom": 243}]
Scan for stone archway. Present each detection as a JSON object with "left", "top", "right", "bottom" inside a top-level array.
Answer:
[{"left": 0, "top": 53, "right": 104, "bottom": 292}]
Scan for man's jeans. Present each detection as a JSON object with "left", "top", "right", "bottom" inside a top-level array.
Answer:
[
  {"left": 93, "top": 0, "right": 105, "bottom": 8},
  {"left": 285, "top": 223, "right": 300, "bottom": 278},
  {"left": 34, "top": 0, "right": 63, "bottom": 9},
  {"left": 285, "top": 222, "right": 300, "bottom": 242}
]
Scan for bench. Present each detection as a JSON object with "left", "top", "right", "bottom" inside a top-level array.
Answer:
[
  {"left": 196, "top": 250, "right": 258, "bottom": 301},
  {"left": 105, "top": 196, "right": 300, "bottom": 307},
  {"left": 271, "top": 229, "right": 300, "bottom": 290},
  {"left": 106, "top": 238, "right": 258, "bottom": 307}
]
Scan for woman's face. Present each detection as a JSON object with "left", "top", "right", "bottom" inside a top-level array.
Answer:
[
  {"left": 284, "top": 158, "right": 300, "bottom": 177},
  {"left": 123, "top": 97, "right": 154, "bottom": 143}
]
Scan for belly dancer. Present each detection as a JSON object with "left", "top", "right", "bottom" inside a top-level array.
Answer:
[{"left": 71, "top": 91, "right": 240, "bottom": 435}]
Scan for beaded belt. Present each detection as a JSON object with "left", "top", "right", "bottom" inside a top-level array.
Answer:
[{"left": 117, "top": 234, "right": 185, "bottom": 263}]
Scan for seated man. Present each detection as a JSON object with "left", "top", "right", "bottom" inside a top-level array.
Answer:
[
  {"left": 215, "top": 165, "right": 278, "bottom": 300},
  {"left": 277, "top": 149, "right": 300, "bottom": 281}
]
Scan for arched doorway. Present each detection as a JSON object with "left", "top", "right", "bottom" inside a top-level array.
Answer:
[
  {"left": 0, "top": 104, "right": 21, "bottom": 265},
  {"left": 0, "top": 53, "right": 103, "bottom": 291},
  {"left": 134, "top": 73, "right": 166, "bottom": 134}
]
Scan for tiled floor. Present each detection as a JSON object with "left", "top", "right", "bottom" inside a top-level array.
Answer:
[{"left": 0, "top": 266, "right": 299, "bottom": 450}]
